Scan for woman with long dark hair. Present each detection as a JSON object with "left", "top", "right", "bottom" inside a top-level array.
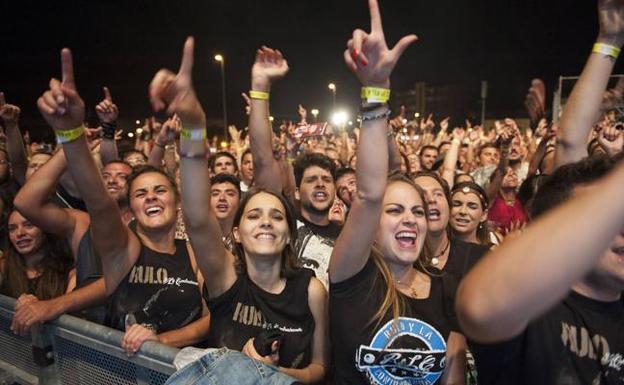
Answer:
[
  {"left": 1, "top": 210, "right": 73, "bottom": 300},
  {"left": 450, "top": 182, "right": 491, "bottom": 246},
  {"left": 169, "top": 40, "right": 328, "bottom": 383},
  {"left": 329, "top": 2, "right": 465, "bottom": 384}
]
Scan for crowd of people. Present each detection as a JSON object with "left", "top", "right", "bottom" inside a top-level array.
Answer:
[{"left": 1, "top": 0, "right": 623, "bottom": 384}]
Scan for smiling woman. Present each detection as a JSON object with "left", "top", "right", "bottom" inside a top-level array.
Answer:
[
  {"left": 34, "top": 46, "right": 211, "bottom": 356},
  {"left": 160, "top": 37, "right": 329, "bottom": 382}
]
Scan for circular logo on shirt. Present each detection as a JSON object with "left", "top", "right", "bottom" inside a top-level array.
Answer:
[{"left": 356, "top": 317, "right": 447, "bottom": 385}]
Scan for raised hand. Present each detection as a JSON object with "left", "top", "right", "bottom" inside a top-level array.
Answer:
[
  {"left": 438, "top": 116, "right": 449, "bottom": 133},
  {"left": 228, "top": 124, "right": 241, "bottom": 143},
  {"left": 149, "top": 37, "right": 205, "bottom": 127},
  {"left": 344, "top": 0, "right": 417, "bottom": 87},
  {"left": 241, "top": 92, "right": 252, "bottom": 115},
  {"left": 452, "top": 127, "right": 466, "bottom": 142},
  {"left": 95, "top": 86, "right": 119, "bottom": 123},
  {"left": 251, "top": 46, "right": 289, "bottom": 91},
  {"left": 389, "top": 105, "right": 407, "bottom": 129},
  {"left": 156, "top": 114, "right": 181, "bottom": 146},
  {"left": 598, "top": 120, "right": 624, "bottom": 155},
  {"left": 0, "top": 92, "right": 21, "bottom": 127},
  {"left": 597, "top": 0, "right": 624, "bottom": 46},
  {"left": 36, "top": 49, "right": 85, "bottom": 131}
]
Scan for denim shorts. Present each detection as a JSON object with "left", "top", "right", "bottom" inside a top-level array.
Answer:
[{"left": 165, "top": 347, "right": 300, "bottom": 385}]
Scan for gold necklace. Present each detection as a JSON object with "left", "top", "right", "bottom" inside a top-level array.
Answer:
[{"left": 395, "top": 271, "right": 421, "bottom": 299}]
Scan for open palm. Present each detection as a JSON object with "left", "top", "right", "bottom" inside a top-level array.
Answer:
[{"left": 251, "top": 46, "right": 289, "bottom": 87}]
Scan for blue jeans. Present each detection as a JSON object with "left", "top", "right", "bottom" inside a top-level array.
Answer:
[{"left": 165, "top": 347, "right": 300, "bottom": 385}]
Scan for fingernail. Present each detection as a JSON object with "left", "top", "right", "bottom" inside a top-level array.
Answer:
[
  {"left": 361, "top": 59, "right": 368, "bottom": 66},
  {"left": 56, "top": 95, "right": 65, "bottom": 103}
]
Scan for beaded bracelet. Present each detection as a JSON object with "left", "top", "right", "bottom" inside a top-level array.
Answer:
[{"left": 360, "top": 108, "right": 391, "bottom": 122}]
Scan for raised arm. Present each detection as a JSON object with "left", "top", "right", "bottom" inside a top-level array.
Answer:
[
  {"left": 13, "top": 149, "right": 87, "bottom": 247},
  {"left": 95, "top": 87, "right": 120, "bottom": 164},
  {"left": 485, "top": 128, "right": 512, "bottom": 206},
  {"left": 441, "top": 127, "right": 465, "bottom": 189},
  {"left": 148, "top": 37, "right": 237, "bottom": 298},
  {"left": 330, "top": 0, "right": 417, "bottom": 283},
  {"left": 0, "top": 94, "right": 28, "bottom": 185},
  {"left": 457, "top": 160, "right": 624, "bottom": 343},
  {"left": 36, "top": 48, "right": 138, "bottom": 295},
  {"left": 148, "top": 115, "right": 180, "bottom": 174},
  {"left": 555, "top": 0, "right": 624, "bottom": 168},
  {"left": 248, "top": 47, "right": 289, "bottom": 193}
]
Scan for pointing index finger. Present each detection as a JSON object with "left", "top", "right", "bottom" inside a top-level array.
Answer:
[
  {"left": 61, "top": 48, "right": 76, "bottom": 90},
  {"left": 103, "top": 86, "right": 113, "bottom": 102},
  {"left": 178, "top": 36, "right": 195, "bottom": 77},
  {"left": 369, "top": 0, "right": 384, "bottom": 34}
]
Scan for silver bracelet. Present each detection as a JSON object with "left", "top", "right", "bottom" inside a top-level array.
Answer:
[{"left": 360, "top": 108, "right": 391, "bottom": 122}]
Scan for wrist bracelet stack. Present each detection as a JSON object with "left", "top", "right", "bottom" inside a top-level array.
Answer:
[
  {"left": 359, "top": 86, "right": 391, "bottom": 122},
  {"left": 102, "top": 121, "right": 117, "bottom": 140}
]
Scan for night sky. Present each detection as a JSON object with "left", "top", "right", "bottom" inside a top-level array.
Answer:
[{"left": 0, "top": 0, "right": 617, "bottom": 140}]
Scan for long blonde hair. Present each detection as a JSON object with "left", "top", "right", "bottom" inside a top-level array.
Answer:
[{"left": 367, "top": 173, "right": 431, "bottom": 331}]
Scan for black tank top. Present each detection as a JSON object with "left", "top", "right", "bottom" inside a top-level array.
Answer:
[
  {"left": 203, "top": 268, "right": 316, "bottom": 369},
  {"left": 330, "top": 258, "right": 460, "bottom": 385},
  {"left": 106, "top": 239, "right": 202, "bottom": 333}
]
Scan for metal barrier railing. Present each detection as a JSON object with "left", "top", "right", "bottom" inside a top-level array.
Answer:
[{"left": 0, "top": 295, "right": 178, "bottom": 385}]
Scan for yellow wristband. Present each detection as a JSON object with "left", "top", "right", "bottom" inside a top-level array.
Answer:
[
  {"left": 180, "top": 127, "right": 206, "bottom": 141},
  {"left": 249, "top": 90, "right": 269, "bottom": 100},
  {"left": 593, "top": 42, "right": 621, "bottom": 59},
  {"left": 56, "top": 125, "right": 85, "bottom": 144},
  {"left": 361, "top": 87, "right": 391, "bottom": 103}
]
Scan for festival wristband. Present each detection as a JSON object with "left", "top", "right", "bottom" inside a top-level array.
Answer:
[
  {"left": 249, "top": 90, "right": 269, "bottom": 100},
  {"left": 180, "top": 127, "right": 206, "bottom": 141},
  {"left": 56, "top": 125, "right": 85, "bottom": 144},
  {"left": 361, "top": 87, "right": 391, "bottom": 103},
  {"left": 593, "top": 42, "right": 621, "bottom": 59}
]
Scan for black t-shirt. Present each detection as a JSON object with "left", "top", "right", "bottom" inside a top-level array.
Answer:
[
  {"left": 471, "top": 291, "right": 624, "bottom": 385},
  {"left": 330, "top": 258, "right": 461, "bottom": 385},
  {"left": 294, "top": 216, "right": 341, "bottom": 288},
  {"left": 203, "top": 268, "right": 316, "bottom": 369},
  {"left": 71, "top": 228, "right": 107, "bottom": 324},
  {"left": 432, "top": 238, "right": 490, "bottom": 282},
  {"left": 106, "top": 239, "right": 202, "bottom": 333}
]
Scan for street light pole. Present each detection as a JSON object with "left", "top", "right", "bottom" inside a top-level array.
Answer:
[
  {"left": 215, "top": 54, "right": 228, "bottom": 139},
  {"left": 328, "top": 83, "right": 336, "bottom": 110}
]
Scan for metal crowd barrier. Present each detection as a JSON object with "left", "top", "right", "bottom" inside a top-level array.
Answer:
[{"left": 0, "top": 295, "right": 179, "bottom": 385}]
